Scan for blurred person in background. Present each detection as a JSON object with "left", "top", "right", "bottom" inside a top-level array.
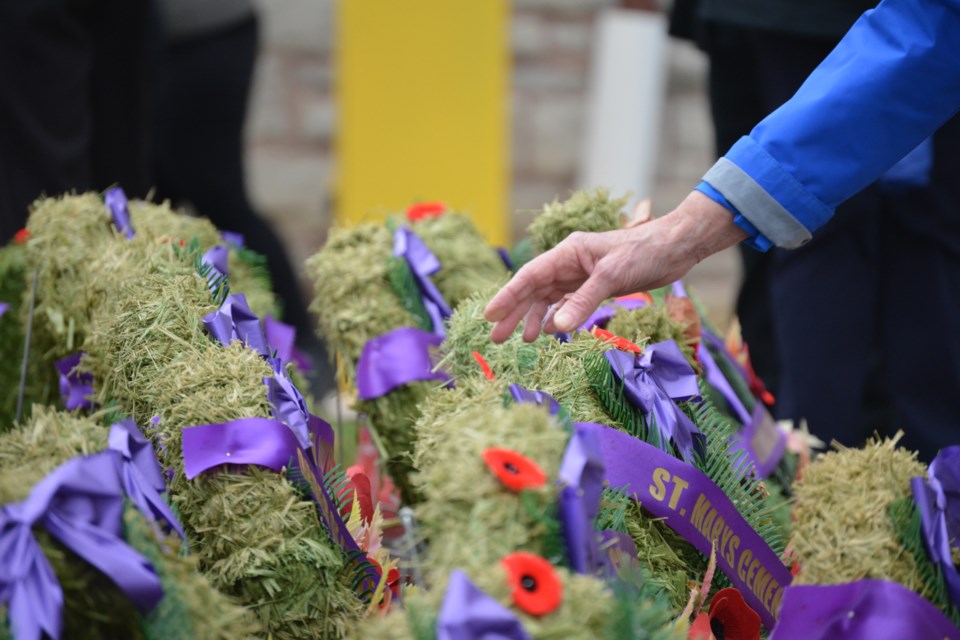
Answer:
[
  {"left": 662, "top": 0, "right": 960, "bottom": 460},
  {"left": 0, "top": 0, "right": 154, "bottom": 241},
  {"left": 486, "top": 0, "right": 960, "bottom": 462},
  {"left": 153, "top": 0, "right": 335, "bottom": 397}
]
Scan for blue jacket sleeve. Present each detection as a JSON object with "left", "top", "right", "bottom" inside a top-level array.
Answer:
[{"left": 698, "top": 0, "right": 960, "bottom": 250}]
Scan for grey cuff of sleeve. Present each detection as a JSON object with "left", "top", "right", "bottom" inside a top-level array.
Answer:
[{"left": 702, "top": 158, "right": 812, "bottom": 249}]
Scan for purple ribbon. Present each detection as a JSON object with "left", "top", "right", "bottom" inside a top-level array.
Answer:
[
  {"left": 605, "top": 340, "right": 705, "bottom": 463},
  {"left": 580, "top": 421, "right": 791, "bottom": 628},
  {"left": 702, "top": 328, "right": 749, "bottom": 382},
  {"left": 107, "top": 419, "right": 184, "bottom": 539},
  {"left": 700, "top": 336, "right": 751, "bottom": 425},
  {"left": 1, "top": 420, "right": 180, "bottom": 639},
  {"left": 0, "top": 302, "right": 8, "bottom": 318},
  {"left": 356, "top": 327, "right": 450, "bottom": 400},
  {"left": 393, "top": 227, "right": 451, "bottom": 336},
  {"left": 496, "top": 247, "right": 514, "bottom": 271},
  {"left": 558, "top": 424, "right": 605, "bottom": 574},
  {"left": 578, "top": 297, "right": 648, "bottom": 332},
  {"left": 597, "top": 530, "right": 638, "bottom": 578},
  {"left": 221, "top": 231, "right": 245, "bottom": 249},
  {"left": 264, "top": 361, "right": 312, "bottom": 450},
  {"left": 55, "top": 352, "right": 94, "bottom": 411},
  {"left": 770, "top": 579, "right": 960, "bottom": 639},
  {"left": 509, "top": 384, "right": 560, "bottom": 415},
  {"left": 263, "top": 316, "right": 312, "bottom": 373},
  {"left": 912, "top": 446, "right": 960, "bottom": 609},
  {"left": 671, "top": 280, "right": 688, "bottom": 298},
  {"left": 436, "top": 570, "right": 531, "bottom": 640},
  {"left": 732, "top": 404, "right": 787, "bottom": 480},
  {"left": 201, "top": 245, "right": 229, "bottom": 289},
  {"left": 203, "top": 293, "right": 270, "bottom": 357},
  {"left": 105, "top": 187, "right": 134, "bottom": 239}
]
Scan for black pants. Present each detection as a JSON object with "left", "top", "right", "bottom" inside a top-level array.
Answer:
[
  {"left": 705, "top": 26, "right": 960, "bottom": 460},
  {"left": 152, "top": 16, "right": 334, "bottom": 392},
  {"left": 0, "top": 0, "right": 153, "bottom": 241}
]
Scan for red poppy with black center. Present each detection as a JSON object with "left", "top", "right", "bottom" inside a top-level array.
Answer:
[
  {"left": 501, "top": 551, "right": 562, "bottom": 616},
  {"left": 406, "top": 201, "right": 447, "bottom": 221},
  {"left": 472, "top": 351, "right": 495, "bottom": 380},
  {"left": 592, "top": 327, "right": 642, "bottom": 354},
  {"left": 13, "top": 228, "right": 29, "bottom": 244},
  {"left": 481, "top": 448, "right": 546, "bottom": 492},
  {"left": 688, "top": 587, "right": 761, "bottom": 640}
]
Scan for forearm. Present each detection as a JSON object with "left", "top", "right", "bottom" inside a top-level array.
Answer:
[{"left": 663, "top": 191, "right": 749, "bottom": 264}]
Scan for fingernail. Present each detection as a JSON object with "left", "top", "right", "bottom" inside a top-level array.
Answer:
[{"left": 554, "top": 310, "right": 573, "bottom": 331}]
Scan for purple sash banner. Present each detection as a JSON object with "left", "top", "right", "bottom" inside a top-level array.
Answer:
[
  {"left": 55, "top": 352, "right": 95, "bottom": 411},
  {"left": 509, "top": 384, "right": 560, "bottom": 416},
  {"left": 578, "top": 297, "right": 648, "bottom": 332},
  {"left": 558, "top": 424, "right": 605, "bottom": 574},
  {"left": 1, "top": 419, "right": 181, "bottom": 640},
  {"left": 356, "top": 327, "right": 450, "bottom": 400},
  {"left": 770, "top": 580, "right": 960, "bottom": 640},
  {"left": 105, "top": 187, "right": 135, "bottom": 239},
  {"left": 912, "top": 445, "right": 960, "bottom": 609},
  {"left": 605, "top": 340, "right": 705, "bottom": 463},
  {"left": 579, "top": 421, "right": 791, "bottom": 629},
  {"left": 436, "top": 570, "right": 531, "bottom": 640},
  {"left": 393, "top": 227, "right": 451, "bottom": 336},
  {"left": 732, "top": 404, "right": 787, "bottom": 480}
]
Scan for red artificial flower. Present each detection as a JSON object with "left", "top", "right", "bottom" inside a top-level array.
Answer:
[
  {"left": 790, "top": 561, "right": 801, "bottom": 577},
  {"left": 482, "top": 448, "right": 547, "bottom": 492},
  {"left": 501, "top": 551, "right": 563, "bottom": 616},
  {"left": 406, "top": 201, "right": 447, "bottom": 221},
  {"left": 592, "top": 327, "right": 642, "bottom": 354},
  {"left": 13, "top": 228, "right": 29, "bottom": 244},
  {"left": 367, "top": 555, "right": 402, "bottom": 599},
  {"left": 472, "top": 351, "right": 495, "bottom": 380},
  {"left": 615, "top": 291, "right": 654, "bottom": 305},
  {"left": 689, "top": 587, "right": 761, "bottom": 640},
  {"left": 339, "top": 465, "right": 375, "bottom": 524}
]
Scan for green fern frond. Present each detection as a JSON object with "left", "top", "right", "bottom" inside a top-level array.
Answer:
[
  {"left": 386, "top": 255, "right": 432, "bottom": 332},
  {"left": 596, "top": 487, "right": 634, "bottom": 534}
]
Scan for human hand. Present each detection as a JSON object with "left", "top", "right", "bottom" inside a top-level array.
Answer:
[{"left": 483, "top": 191, "right": 747, "bottom": 343}]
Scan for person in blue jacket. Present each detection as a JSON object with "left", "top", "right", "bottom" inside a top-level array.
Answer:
[{"left": 485, "top": 0, "right": 960, "bottom": 459}]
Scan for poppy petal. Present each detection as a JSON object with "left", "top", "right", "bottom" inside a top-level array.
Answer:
[
  {"left": 472, "top": 351, "right": 495, "bottom": 380},
  {"left": 501, "top": 552, "right": 563, "bottom": 616},
  {"left": 708, "top": 587, "right": 761, "bottom": 640},
  {"left": 481, "top": 448, "right": 547, "bottom": 492},
  {"left": 592, "top": 328, "right": 642, "bottom": 353},
  {"left": 406, "top": 201, "right": 447, "bottom": 221}
]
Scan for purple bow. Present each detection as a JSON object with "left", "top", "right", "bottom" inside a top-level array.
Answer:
[
  {"left": 221, "top": 231, "right": 245, "bottom": 249},
  {"left": 55, "top": 352, "right": 95, "bottom": 411},
  {"left": 393, "top": 227, "right": 451, "bottom": 336},
  {"left": 911, "top": 446, "right": 960, "bottom": 609},
  {"left": 578, "top": 297, "right": 648, "bottom": 332},
  {"left": 0, "top": 302, "right": 8, "bottom": 318},
  {"left": 264, "top": 360, "right": 312, "bottom": 450},
  {"left": 107, "top": 419, "right": 184, "bottom": 539},
  {"left": 105, "top": 187, "right": 135, "bottom": 239},
  {"left": 558, "top": 424, "right": 606, "bottom": 574},
  {"left": 203, "top": 293, "right": 270, "bottom": 357},
  {"left": 356, "top": 327, "right": 450, "bottom": 400},
  {"left": 0, "top": 437, "right": 175, "bottom": 639},
  {"left": 605, "top": 340, "right": 705, "bottom": 462},
  {"left": 509, "top": 384, "right": 560, "bottom": 415},
  {"left": 436, "top": 570, "right": 531, "bottom": 640}
]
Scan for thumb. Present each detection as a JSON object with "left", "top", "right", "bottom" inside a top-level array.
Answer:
[{"left": 551, "top": 271, "right": 613, "bottom": 332}]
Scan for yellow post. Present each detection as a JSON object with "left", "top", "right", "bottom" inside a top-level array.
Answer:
[{"left": 336, "top": 0, "right": 510, "bottom": 245}]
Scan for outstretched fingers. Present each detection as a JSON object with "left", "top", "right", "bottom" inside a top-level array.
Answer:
[{"left": 549, "top": 267, "right": 614, "bottom": 333}]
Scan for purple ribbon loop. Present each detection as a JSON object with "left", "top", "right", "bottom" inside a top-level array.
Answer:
[
  {"left": 578, "top": 297, "right": 648, "bottom": 332},
  {"left": 770, "top": 580, "right": 960, "bottom": 640},
  {"left": 105, "top": 187, "right": 135, "bottom": 239},
  {"left": 202, "top": 293, "right": 270, "bottom": 357},
  {"left": 509, "top": 384, "right": 560, "bottom": 415},
  {"left": 107, "top": 419, "right": 184, "bottom": 539},
  {"left": 605, "top": 340, "right": 705, "bottom": 463},
  {"left": 1, "top": 447, "right": 168, "bottom": 639},
  {"left": 912, "top": 446, "right": 960, "bottom": 609},
  {"left": 393, "top": 227, "right": 451, "bottom": 336},
  {"left": 436, "top": 570, "right": 531, "bottom": 640},
  {"left": 558, "top": 424, "right": 606, "bottom": 573},
  {"left": 581, "top": 421, "right": 791, "bottom": 629},
  {"left": 55, "top": 352, "right": 95, "bottom": 411},
  {"left": 356, "top": 327, "right": 450, "bottom": 400}
]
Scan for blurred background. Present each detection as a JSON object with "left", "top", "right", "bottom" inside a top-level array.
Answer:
[{"left": 244, "top": 0, "right": 737, "bottom": 327}]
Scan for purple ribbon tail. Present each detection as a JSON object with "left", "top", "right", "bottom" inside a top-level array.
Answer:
[
  {"left": 0, "top": 522, "right": 63, "bottom": 640},
  {"left": 264, "top": 316, "right": 297, "bottom": 365},
  {"left": 913, "top": 445, "right": 960, "bottom": 610},
  {"left": 105, "top": 187, "right": 135, "bottom": 239},
  {"left": 265, "top": 364, "right": 313, "bottom": 450},
  {"left": 356, "top": 327, "right": 450, "bottom": 400},
  {"left": 393, "top": 227, "right": 452, "bottom": 336},
  {"left": 558, "top": 424, "right": 606, "bottom": 573},
  {"left": 436, "top": 570, "right": 531, "bottom": 640}
]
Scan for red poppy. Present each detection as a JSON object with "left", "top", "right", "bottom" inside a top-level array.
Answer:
[
  {"left": 592, "top": 327, "right": 642, "bottom": 354},
  {"left": 13, "top": 228, "right": 29, "bottom": 244},
  {"left": 615, "top": 291, "right": 653, "bottom": 305},
  {"left": 501, "top": 552, "right": 563, "bottom": 616},
  {"left": 406, "top": 201, "right": 447, "bottom": 221},
  {"left": 689, "top": 587, "right": 761, "bottom": 640},
  {"left": 472, "top": 351, "right": 495, "bottom": 380},
  {"left": 482, "top": 448, "right": 547, "bottom": 492},
  {"left": 790, "top": 561, "right": 801, "bottom": 577}
]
